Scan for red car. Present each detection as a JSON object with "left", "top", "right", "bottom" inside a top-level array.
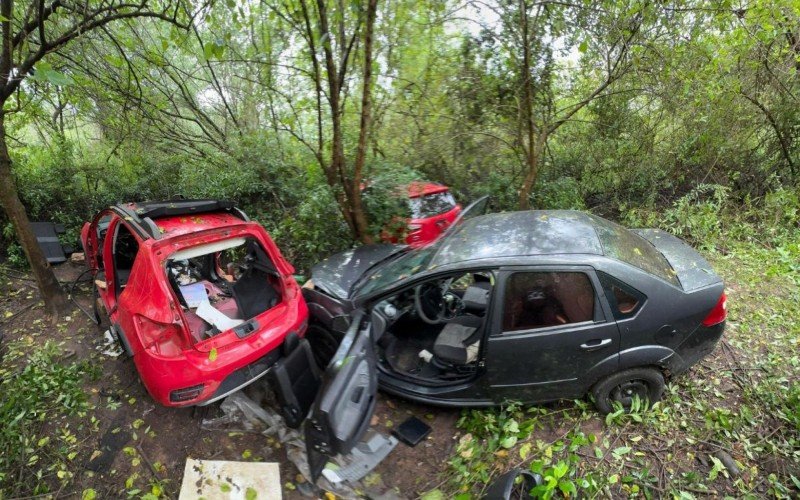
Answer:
[
  {"left": 381, "top": 181, "right": 461, "bottom": 247},
  {"left": 80, "top": 200, "right": 308, "bottom": 407}
]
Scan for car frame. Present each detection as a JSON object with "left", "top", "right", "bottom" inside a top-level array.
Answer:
[
  {"left": 266, "top": 198, "right": 727, "bottom": 479},
  {"left": 81, "top": 199, "right": 308, "bottom": 407}
]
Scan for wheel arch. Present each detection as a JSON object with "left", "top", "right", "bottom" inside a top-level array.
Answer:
[{"left": 581, "top": 345, "right": 680, "bottom": 393}]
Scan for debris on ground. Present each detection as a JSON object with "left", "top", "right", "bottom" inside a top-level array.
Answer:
[
  {"left": 202, "top": 390, "right": 401, "bottom": 498},
  {"left": 98, "top": 329, "right": 123, "bottom": 357}
]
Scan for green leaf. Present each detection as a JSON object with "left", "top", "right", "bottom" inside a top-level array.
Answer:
[
  {"left": 519, "top": 442, "right": 532, "bottom": 460},
  {"left": 578, "top": 40, "right": 588, "bottom": 53},
  {"left": 0, "top": 15, "right": 9, "bottom": 22},
  {"left": 420, "top": 490, "right": 444, "bottom": 500},
  {"left": 82, "top": 489, "right": 97, "bottom": 500},
  {"left": 245, "top": 488, "right": 258, "bottom": 500},
  {"left": 500, "top": 435, "right": 517, "bottom": 448}
]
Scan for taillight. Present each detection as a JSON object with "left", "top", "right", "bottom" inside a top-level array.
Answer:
[
  {"left": 702, "top": 292, "right": 727, "bottom": 327},
  {"left": 136, "top": 316, "right": 186, "bottom": 357},
  {"left": 170, "top": 384, "right": 205, "bottom": 402}
]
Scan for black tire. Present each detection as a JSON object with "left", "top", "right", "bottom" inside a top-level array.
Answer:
[
  {"left": 304, "top": 323, "right": 342, "bottom": 370},
  {"left": 591, "top": 367, "right": 665, "bottom": 414}
]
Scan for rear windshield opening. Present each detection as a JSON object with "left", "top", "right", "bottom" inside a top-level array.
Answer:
[
  {"left": 166, "top": 237, "right": 282, "bottom": 344},
  {"left": 409, "top": 191, "right": 456, "bottom": 219}
]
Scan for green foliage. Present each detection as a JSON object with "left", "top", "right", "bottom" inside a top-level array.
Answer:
[{"left": 0, "top": 340, "right": 97, "bottom": 496}]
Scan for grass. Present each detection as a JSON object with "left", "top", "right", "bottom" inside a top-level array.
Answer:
[{"left": 432, "top": 238, "right": 800, "bottom": 498}]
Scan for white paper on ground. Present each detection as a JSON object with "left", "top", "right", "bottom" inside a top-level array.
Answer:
[
  {"left": 196, "top": 299, "right": 243, "bottom": 332},
  {"left": 179, "top": 458, "right": 281, "bottom": 500}
]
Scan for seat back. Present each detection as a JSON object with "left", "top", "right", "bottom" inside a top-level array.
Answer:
[{"left": 462, "top": 282, "right": 491, "bottom": 314}]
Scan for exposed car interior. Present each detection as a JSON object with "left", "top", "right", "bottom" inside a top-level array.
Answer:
[
  {"left": 165, "top": 237, "right": 283, "bottom": 343},
  {"left": 112, "top": 223, "right": 139, "bottom": 296},
  {"left": 374, "top": 271, "right": 495, "bottom": 383}
]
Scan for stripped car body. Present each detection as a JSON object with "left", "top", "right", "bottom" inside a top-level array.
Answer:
[
  {"left": 81, "top": 200, "right": 308, "bottom": 407},
  {"left": 266, "top": 199, "right": 727, "bottom": 478}
]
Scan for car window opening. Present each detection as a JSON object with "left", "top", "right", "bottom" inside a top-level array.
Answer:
[
  {"left": 113, "top": 223, "right": 139, "bottom": 295},
  {"left": 597, "top": 271, "right": 646, "bottom": 319},
  {"left": 503, "top": 272, "right": 594, "bottom": 332},
  {"left": 166, "top": 237, "right": 282, "bottom": 344},
  {"left": 409, "top": 191, "right": 456, "bottom": 219},
  {"left": 375, "top": 271, "right": 494, "bottom": 385}
]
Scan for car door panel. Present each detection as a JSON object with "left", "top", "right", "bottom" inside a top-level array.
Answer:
[
  {"left": 486, "top": 268, "right": 621, "bottom": 403},
  {"left": 305, "top": 310, "right": 378, "bottom": 479},
  {"left": 270, "top": 310, "right": 378, "bottom": 481}
]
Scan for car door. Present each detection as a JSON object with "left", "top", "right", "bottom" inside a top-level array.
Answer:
[
  {"left": 485, "top": 267, "right": 620, "bottom": 403},
  {"left": 439, "top": 195, "right": 489, "bottom": 239},
  {"left": 270, "top": 310, "right": 379, "bottom": 480}
]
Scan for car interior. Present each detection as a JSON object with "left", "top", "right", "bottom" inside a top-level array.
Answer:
[
  {"left": 373, "top": 271, "right": 495, "bottom": 383},
  {"left": 165, "top": 237, "right": 283, "bottom": 343},
  {"left": 112, "top": 223, "right": 139, "bottom": 296}
]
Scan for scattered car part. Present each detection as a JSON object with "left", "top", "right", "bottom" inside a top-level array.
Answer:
[
  {"left": 392, "top": 416, "right": 431, "bottom": 446},
  {"left": 31, "top": 221, "right": 71, "bottom": 264},
  {"left": 483, "top": 469, "right": 543, "bottom": 500},
  {"left": 320, "top": 430, "right": 398, "bottom": 484}
]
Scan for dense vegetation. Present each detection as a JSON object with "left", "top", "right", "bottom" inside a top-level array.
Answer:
[{"left": 1, "top": 1, "right": 798, "bottom": 273}]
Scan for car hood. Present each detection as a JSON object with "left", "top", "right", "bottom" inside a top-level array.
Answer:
[{"left": 311, "top": 244, "right": 405, "bottom": 299}]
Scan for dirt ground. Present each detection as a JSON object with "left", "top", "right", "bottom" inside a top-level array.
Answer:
[{"left": 0, "top": 261, "right": 460, "bottom": 499}]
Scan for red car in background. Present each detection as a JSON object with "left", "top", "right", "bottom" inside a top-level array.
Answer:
[
  {"left": 80, "top": 199, "right": 308, "bottom": 407},
  {"left": 381, "top": 181, "right": 462, "bottom": 247}
]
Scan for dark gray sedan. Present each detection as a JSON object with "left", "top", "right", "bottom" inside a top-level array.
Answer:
[{"left": 268, "top": 199, "right": 727, "bottom": 478}]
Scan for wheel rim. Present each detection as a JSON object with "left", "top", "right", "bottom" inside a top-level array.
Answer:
[{"left": 610, "top": 379, "right": 650, "bottom": 408}]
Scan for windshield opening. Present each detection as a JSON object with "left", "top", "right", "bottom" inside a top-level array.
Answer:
[{"left": 355, "top": 244, "right": 440, "bottom": 296}]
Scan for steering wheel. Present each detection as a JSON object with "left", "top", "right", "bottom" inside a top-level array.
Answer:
[{"left": 414, "top": 279, "right": 462, "bottom": 324}]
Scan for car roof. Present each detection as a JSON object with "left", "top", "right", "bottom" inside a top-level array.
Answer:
[
  {"left": 429, "top": 210, "right": 604, "bottom": 267},
  {"left": 406, "top": 181, "right": 449, "bottom": 198},
  {"left": 108, "top": 199, "right": 249, "bottom": 241}
]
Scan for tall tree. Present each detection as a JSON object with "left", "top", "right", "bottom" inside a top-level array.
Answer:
[{"left": 0, "top": 0, "right": 191, "bottom": 318}]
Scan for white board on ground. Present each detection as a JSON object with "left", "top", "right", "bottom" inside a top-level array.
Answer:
[{"left": 178, "top": 458, "right": 281, "bottom": 500}]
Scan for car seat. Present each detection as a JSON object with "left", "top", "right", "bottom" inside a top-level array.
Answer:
[{"left": 432, "top": 281, "right": 491, "bottom": 364}]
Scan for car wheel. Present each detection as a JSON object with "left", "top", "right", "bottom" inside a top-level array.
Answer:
[
  {"left": 591, "top": 367, "right": 665, "bottom": 414},
  {"left": 305, "top": 323, "right": 341, "bottom": 370}
]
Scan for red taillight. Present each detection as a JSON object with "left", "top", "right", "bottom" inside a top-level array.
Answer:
[
  {"left": 136, "top": 316, "right": 186, "bottom": 357},
  {"left": 702, "top": 292, "right": 727, "bottom": 327}
]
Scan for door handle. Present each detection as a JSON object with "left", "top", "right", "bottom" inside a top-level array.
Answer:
[{"left": 580, "top": 338, "right": 612, "bottom": 351}]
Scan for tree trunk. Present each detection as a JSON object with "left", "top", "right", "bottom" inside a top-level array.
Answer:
[
  {"left": 0, "top": 114, "right": 68, "bottom": 319},
  {"left": 518, "top": 131, "right": 546, "bottom": 210},
  {"left": 351, "top": 0, "right": 378, "bottom": 244}
]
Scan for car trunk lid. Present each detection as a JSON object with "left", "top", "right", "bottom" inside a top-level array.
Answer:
[{"left": 632, "top": 229, "right": 722, "bottom": 291}]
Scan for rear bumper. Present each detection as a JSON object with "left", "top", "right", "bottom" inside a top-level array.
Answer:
[
  {"left": 134, "top": 302, "right": 308, "bottom": 407},
  {"left": 673, "top": 321, "right": 725, "bottom": 375}
]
